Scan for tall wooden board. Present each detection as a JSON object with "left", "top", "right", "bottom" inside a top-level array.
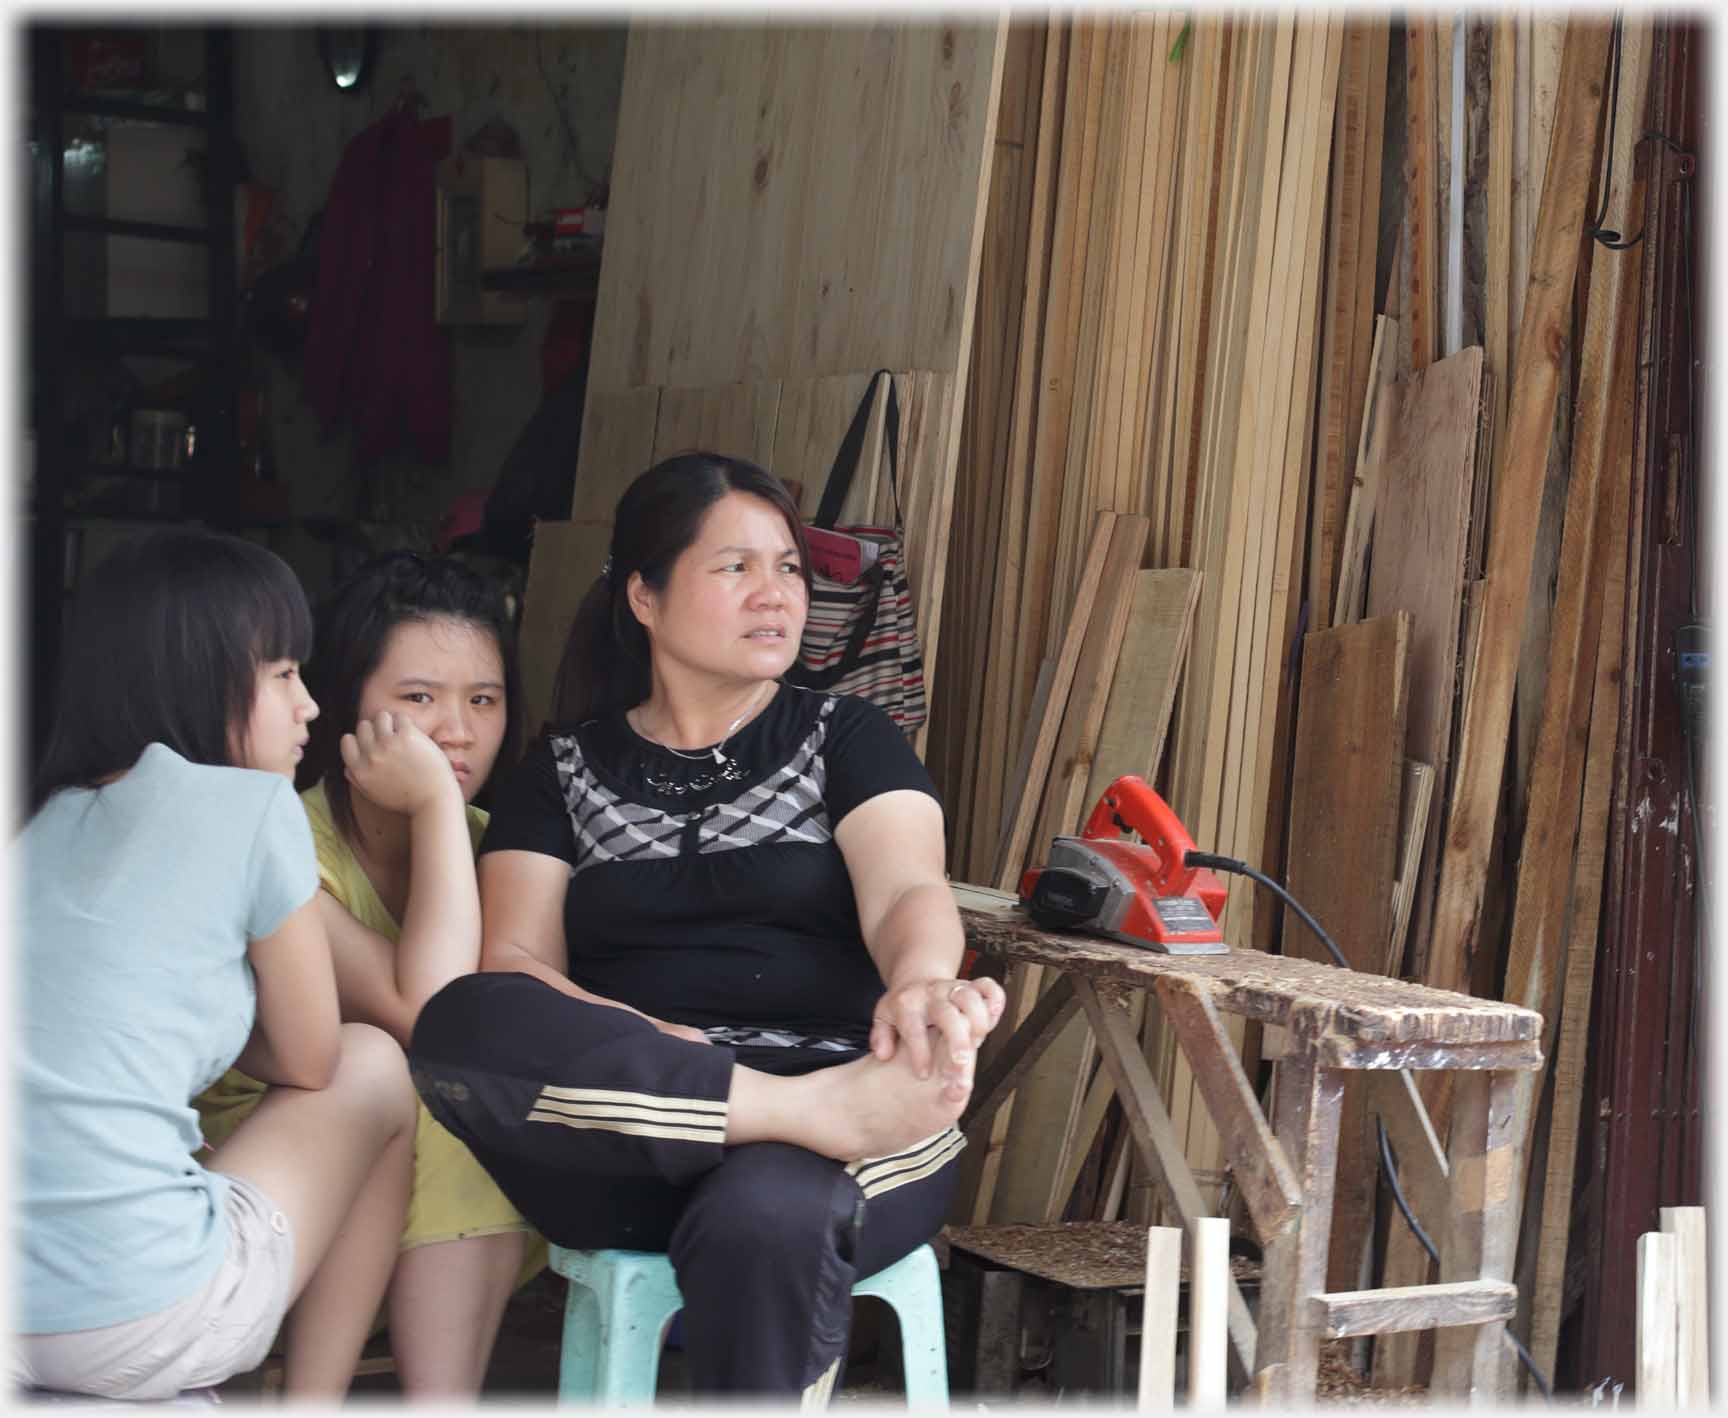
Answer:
[
  {"left": 1284, "top": 613, "right": 1411, "bottom": 1294},
  {"left": 1364, "top": 347, "right": 1486, "bottom": 982}
]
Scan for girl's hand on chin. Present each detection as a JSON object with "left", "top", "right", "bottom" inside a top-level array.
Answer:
[{"left": 340, "top": 711, "right": 460, "bottom": 816}]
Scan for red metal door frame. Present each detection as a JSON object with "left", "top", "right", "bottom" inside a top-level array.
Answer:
[{"left": 1569, "top": 15, "right": 1709, "bottom": 1392}]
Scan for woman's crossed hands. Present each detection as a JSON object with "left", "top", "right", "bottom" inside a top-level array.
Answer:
[{"left": 869, "top": 974, "right": 1007, "bottom": 1088}]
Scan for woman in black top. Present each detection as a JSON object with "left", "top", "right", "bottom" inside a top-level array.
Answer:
[{"left": 408, "top": 453, "right": 1006, "bottom": 1399}]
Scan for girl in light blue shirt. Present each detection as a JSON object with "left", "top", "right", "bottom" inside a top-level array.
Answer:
[{"left": 13, "top": 529, "right": 435, "bottom": 1401}]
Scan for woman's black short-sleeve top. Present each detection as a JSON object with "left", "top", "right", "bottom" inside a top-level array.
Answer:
[{"left": 479, "top": 684, "right": 940, "bottom": 1041}]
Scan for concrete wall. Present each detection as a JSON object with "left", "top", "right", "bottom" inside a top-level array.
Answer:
[{"left": 229, "top": 23, "right": 626, "bottom": 592}]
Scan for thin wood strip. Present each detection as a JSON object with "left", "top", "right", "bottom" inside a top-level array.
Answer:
[
  {"left": 1190, "top": 1216, "right": 1231, "bottom": 1404},
  {"left": 1044, "top": 19, "right": 1110, "bottom": 614},
  {"left": 1659, "top": 1208, "right": 1710, "bottom": 1405},
  {"left": 1387, "top": 761, "right": 1437, "bottom": 976},
  {"left": 971, "top": 20, "right": 1066, "bottom": 882},
  {"left": 1307, "top": 18, "right": 1375, "bottom": 627},
  {"left": 1139, "top": 1227, "right": 1184, "bottom": 1406},
  {"left": 1344, "top": 15, "right": 1390, "bottom": 547},
  {"left": 1239, "top": 13, "right": 1343, "bottom": 895},
  {"left": 1004, "top": 19, "right": 1091, "bottom": 749},
  {"left": 1485, "top": 15, "right": 1515, "bottom": 446},
  {"left": 1526, "top": 203, "right": 1646, "bottom": 1382},
  {"left": 1159, "top": 18, "right": 1223, "bottom": 566},
  {"left": 943, "top": 206, "right": 1016, "bottom": 951},
  {"left": 1332, "top": 314, "right": 1398, "bottom": 626},
  {"left": 1405, "top": 17, "right": 1441, "bottom": 371},
  {"left": 1636, "top": 1231, "right": 1680, "bottom": 1406}
]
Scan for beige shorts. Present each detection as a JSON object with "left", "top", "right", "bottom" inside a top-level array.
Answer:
[{"left": 14, "top": 1173, "right": 295, "bottom": 1401}]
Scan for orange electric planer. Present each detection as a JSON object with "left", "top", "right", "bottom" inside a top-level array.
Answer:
[{"left": 1018, "top": 775, "right": 1229, "bottom": 954}]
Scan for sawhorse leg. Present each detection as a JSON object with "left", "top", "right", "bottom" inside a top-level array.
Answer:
[
  {"left": 1254, "top": 1047, "right": 1345, "bottom": 1402},
  {"left": 1431, "top": 1070, "right": 1520, "bottom": 1403}
]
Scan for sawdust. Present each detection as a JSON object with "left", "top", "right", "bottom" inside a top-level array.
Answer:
[{"left": 1316, "top": 1341, "right": 1431, "bottom": 1406}]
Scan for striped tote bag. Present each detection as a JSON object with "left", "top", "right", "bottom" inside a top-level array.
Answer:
[{"left": 787, "top": 370, "right": 928, "bottom": 733}]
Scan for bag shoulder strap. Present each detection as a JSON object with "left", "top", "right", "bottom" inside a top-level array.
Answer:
[{"left": 813, "top": 368, "right": 903, "bottom": 530}]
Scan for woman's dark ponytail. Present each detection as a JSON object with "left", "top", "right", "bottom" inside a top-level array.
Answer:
[
  {"left": 546, "top": 451, "right": 809, "bottom": 727},
  {"left": 549, "top": 563, "right": 652, "bottom": 725}
]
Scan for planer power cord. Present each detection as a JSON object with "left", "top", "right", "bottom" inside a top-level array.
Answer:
[{"left": 1182, "top": 850, "right": 1553, "bottom": 1400}]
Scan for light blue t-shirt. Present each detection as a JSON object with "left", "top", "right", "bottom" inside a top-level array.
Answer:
[{"left": 15, "top": 743, "right": 319, "bottom": 1333}]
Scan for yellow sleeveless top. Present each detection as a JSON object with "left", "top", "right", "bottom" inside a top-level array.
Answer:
[{"left": 196, "top": 784, "right": 543, "bottom": 1273}]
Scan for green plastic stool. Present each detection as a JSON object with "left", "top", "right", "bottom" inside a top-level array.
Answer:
[{"left": 547, "top": 1241, "right": 949, "bottom": 1407}]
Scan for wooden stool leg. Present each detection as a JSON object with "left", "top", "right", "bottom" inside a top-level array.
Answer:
[
  {"left": 1432, "top": 1070, "right": 1519, "bottom": 1403},
  {"left": 1255, "top": 1051, "right": 1345, "bottom": 1402}
]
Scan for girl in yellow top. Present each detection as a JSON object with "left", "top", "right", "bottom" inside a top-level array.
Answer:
[{"left": 197, "top": 553, "right": 542, "bottom": 1396}]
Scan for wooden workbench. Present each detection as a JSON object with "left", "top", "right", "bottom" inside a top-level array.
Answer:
[{"left": 958, "top": 900, "right": 1543, "bottom": 1404}]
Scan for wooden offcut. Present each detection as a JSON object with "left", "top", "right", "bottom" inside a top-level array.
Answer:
[
  {"left": 1320, "top": 1280, "right": 1516, "bottom": 1339},
  {"left": 1659, "top": 1208, "right": 1710, "bottom": 1406},
  {"left": 1637, "top": 1231, "right": 1680, "bottom": 1406}
]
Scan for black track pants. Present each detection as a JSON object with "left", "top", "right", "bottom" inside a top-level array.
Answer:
[{"left": 408, "top": 971, "right": 963, "bottom": 1395}]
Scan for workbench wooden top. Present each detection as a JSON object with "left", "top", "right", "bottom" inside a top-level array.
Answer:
[{"left": 960, "top": 905, "right": 1542, "bottom": 1050}]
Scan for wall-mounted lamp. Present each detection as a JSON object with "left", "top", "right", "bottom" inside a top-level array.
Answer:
[{"left": 316, "top": 28, "right": 375, "bottom": 92}]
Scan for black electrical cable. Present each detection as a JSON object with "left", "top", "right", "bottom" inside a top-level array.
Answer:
[
  {"left": 1183, "top": 853, "right": 1348, "bottom": 970},
  {"left": 1376, "top": 1119, "right": 1554, "bottom": 1400},
  {"left": 1586, "top": 14, "right": 1634, "bottom": 249},
  {"left": 1184, "top": 848, "right": 1555, "bottom": 1399}
]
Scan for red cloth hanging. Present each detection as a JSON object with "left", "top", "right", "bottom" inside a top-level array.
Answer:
[{"left": 303, "top": 107, "right": 453, "bottom": 469}]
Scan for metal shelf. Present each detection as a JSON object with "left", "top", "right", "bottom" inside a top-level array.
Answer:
[
  {"left": 65, "top": 317, "right": 216, "bottom": 354},
  {"left": 61, "top": 94, "right": 210, "bottom": 128},
  {"left": 64, "top": 213, "right": 212, "bottom": 244}
]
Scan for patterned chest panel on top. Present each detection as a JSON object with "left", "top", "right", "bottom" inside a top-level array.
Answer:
[{"left": 550, "top": 699, "right": 835, "bottom": 874}]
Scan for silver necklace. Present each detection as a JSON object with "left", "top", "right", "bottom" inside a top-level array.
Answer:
[{"left": 631, "top": 685, "right": 768, "bottom": 792}]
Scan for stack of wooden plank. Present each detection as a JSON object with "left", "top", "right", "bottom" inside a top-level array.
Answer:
[
  {"left": 932, "top": 11, "right": 1648, "bottom": 1397},
  {"left": 933, "top": 11, "right": 1354, "bottom": 1228},
  {"left": 1370, "top": 17, "right": 1646, "bottom": 1390}
]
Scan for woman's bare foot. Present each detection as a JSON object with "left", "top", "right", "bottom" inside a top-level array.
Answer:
[{"left": 726, "top": 1026, "right": 972, "bottom": 1162}]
